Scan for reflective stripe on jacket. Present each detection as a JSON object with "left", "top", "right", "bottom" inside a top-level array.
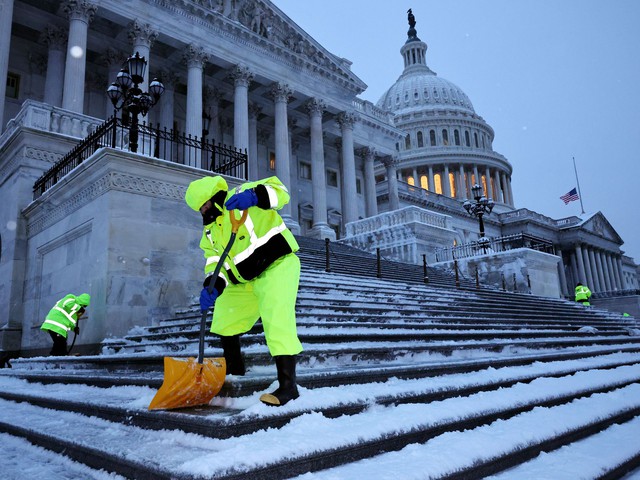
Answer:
[
  {"left": 40, "top": 294, "right": 83, "bottom": 338},
  {"left": 200, "top": 176, "right": 299, "bottom": 294},
  {"left": 575, "top": 285, "right": 592, "bottom": 302}
]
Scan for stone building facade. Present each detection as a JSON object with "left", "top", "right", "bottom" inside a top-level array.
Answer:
[{"left": 0, "top": 1, "right": 637, "bottom": 354}]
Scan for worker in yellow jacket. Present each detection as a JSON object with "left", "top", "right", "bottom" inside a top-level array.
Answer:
[
  {"left": 40, "top": 293, "right": 90, "bottom": 356},
  {"left": 185, "top": 175, "right": 303, "bottom": 406},
  {"left": 575, "top": 283, "right": 592, "bottom": 306}
]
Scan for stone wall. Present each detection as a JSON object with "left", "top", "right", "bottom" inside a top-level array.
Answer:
[{"left": 19, "top": 147, "right": 243, "bottom": 353}]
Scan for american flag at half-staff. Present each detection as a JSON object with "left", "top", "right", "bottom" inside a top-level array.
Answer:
[{"left": 560, "top": 187, "right": 580, "bottom": 204}]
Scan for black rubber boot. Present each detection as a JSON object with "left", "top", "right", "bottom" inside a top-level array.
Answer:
[
  {"left": 220, "top": 335, "right": 245, "bottom": 376},
  {"left": 260, "top": 355, "right": 299, "bottom": 406}
]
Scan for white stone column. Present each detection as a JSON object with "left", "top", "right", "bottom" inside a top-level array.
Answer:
[
  {"left": 305, "top": 98, "right": 334, "bottom": 239},
  {"left": 158, "top": 70, "right": 178, "bottom": 132},
  {"left": 599, "top": 251, "right": 612, "bottom": 291},
  {"left": 0, "top": 0, "right": 14, "bottom": 131},
  {"left": 575, "top": 244, "right": 587, "bottom": 285},
  {"left": 230, "top": 65, "right": 253, "bottom": 156},
  {"left": 507, "top": 176, "right": 515, "bottom": 206},
  {"left": 337, "top": 111, "right": 359, "bottom": 225},
  {"left": 248, "top": 103, "right": 261, "bottom": 181},
  {"left": 443, "top": 165, "right": 451, "bottom": 197},
  {"left": 428, "top": 166, "right": 435, "bottom": 193},
  {"left": 494, "top": 170, "right": 502, "bottom": 202},
  {"left": 484, "top": 166, "right": 492, "bottom": 198},
  {"left": 589, "top": 248, "right": 602, "bottom": 292},
  {"left": 382, "top": 155, "right": 400, "bottom": 211},
  {"left": 271, "top": 82, "right": 296, "bottom": 229},
  {"left": 458, "top": 165, "right": 466, "bottom": 198},
  {"left": 605, "top": 254, "right": 618, "bottom": 290},
  {"left": 582, "top": 247, "right": 594, "bottom": 290},
  {"left": 61, "top": 0, "right": 96, "bottom": 113},
  {"left": 614, "top": 256, "right": 626, "bottom": 289},
  {"left": 362, "top": 147, "right": 378, "bottom": 218},
  {"left": 183, "top": 44, "right": 208, "bottom": 168},
  {"left": 569, "top": 250, "right": 579, "bottom": 288},
  {"left": 41, "top": 25, "right": 67, "bottom": 108}
]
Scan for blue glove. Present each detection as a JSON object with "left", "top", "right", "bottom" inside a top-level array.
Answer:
[
  {"left": 225, "top": 189, "right": 258, "bottom": 211},
  {"left": 200, "top": 287, "right": 218, "bottom": 313}
]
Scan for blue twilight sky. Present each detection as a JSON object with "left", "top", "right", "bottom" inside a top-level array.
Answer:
[{"left": 272, "top": 0, "right": 640, "bottom": 263}]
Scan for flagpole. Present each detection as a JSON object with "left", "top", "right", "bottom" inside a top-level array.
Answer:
[{"left": 573, "top": 156, "right": 585, "bottom": 214}]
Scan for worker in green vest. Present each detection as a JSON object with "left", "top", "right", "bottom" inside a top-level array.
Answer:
[
  {"left": 40, "top": 293, "right": 90, "bottom": 356},
  {"left": 185, "top": 175, "right": 303, "bottom": 407},
  {"left": 575, "top": 283, "right": 592, "bottom": 306}
]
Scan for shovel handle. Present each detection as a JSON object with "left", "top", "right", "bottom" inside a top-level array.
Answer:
[
  {"left": 197, "top": 208, "right": 248, "bottom": 365},
  {"left": 230, "top": 209, "right": 248, "bottom": 233}
]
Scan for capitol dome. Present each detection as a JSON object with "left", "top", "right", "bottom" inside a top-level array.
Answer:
[
  {"left": 374, "top": 11, "right": 514, "bottom": 212},
  {"left": 377, "top": 64, "right": 475, "bottom": 115}
]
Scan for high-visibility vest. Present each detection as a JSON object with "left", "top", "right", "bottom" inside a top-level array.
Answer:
[
  {"left": 40, "top": 294, "right": 83, "bottom": 338},
  {"left": 200, "top": 176, "right": 299, "bottom": 294},
  {"left": 575, "top": 285, "right": 592, "bottom": 302}
]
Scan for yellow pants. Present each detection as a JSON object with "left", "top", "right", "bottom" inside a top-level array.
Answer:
[{"left": 211, "top": 253, "right": 303, "bottom": 356}]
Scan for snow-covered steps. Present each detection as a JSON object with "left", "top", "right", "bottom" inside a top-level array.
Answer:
[{"left": 2, "top": 360, "right": 640, "bottom": 479}]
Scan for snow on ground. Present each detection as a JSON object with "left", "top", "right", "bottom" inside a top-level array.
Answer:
[
  {"left": 1, "top": 433, "right": 125, "bottom": 480},
  {"left": 1, "top": 359, "right": 639, "bottom": 478}
]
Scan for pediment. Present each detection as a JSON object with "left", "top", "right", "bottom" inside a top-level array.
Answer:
[{"left": 580, "top": 212, "right": 623, "bottom": 243}]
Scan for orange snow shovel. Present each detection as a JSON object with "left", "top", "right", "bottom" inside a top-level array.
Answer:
[{"left": 148, "top": 209, "right": 248, "bottom": 410}]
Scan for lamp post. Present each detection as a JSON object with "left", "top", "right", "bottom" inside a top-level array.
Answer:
[
  {"left": 463, "top": 183, "right": 495, "bottom": 250},
  {"left": 106, "top": 52, "right": 164, "bottom": 153}
]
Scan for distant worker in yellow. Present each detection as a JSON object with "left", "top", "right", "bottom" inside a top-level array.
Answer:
[
  {"left": 185, "top": 175, "right": 303, "bottom": 406},
  {"left": 574, "top": 283, "right": 592, "bottom": 307},
  {"left": 40, "top": 293, "right": 90, "bottom": 356}
]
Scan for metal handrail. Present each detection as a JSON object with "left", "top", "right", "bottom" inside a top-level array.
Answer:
[
  {"left": 33, "top": 116, "right": 248, "bottom": 199},
  {"left": 435, "top": 233, "right": 555, "bottom": 262}
]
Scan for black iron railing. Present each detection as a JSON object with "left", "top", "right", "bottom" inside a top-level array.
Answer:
[
  {"left": 435, "top": 233, "right": 555, "bottom": 262},
  {"left": 33, "top": 116, "right": 248, "bottom": 199}
]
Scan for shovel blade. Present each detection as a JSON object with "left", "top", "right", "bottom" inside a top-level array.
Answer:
[{"left": 148, "top": 356, "right": 226, "bottom": 410}]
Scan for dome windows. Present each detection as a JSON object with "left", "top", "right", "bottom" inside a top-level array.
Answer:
[
  {"left": 454, "top": 129, "right": 461, "bottom": 146},
  {"left": 417, "top": 131, "right": 424, "bottom": 147},
  {"left": 430, "top": 130, "right": 436, "bottom": 146},
  {"left": 442, "top": 129, "right": 449, "bottom": 146},
  {"left": 465, "top": 131, "right": 471, "bottom": 147}
]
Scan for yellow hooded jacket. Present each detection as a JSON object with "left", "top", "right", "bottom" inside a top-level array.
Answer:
[{"left": 185, "top": 175, "right": 299, "bottom": 295}]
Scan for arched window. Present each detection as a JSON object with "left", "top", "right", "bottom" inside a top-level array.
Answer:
[
  {"left": 434, "top": 173, "right": 443, "bottom": 194},
  {"left": 405, "top": 134, "right": 411, "bottom": 149},
  {"left": 417, "top": 131, "right": 424, "bottom": 147},
  {"left": 420, "top": 174, "right": 429, "bottom": 190},
  {"left": 442, "top": 129, "right": 449, "bottom": 146},
  {"left": 454, "top": 129, "right": 460, "bottom": 146},
  {"left": 474, "top": 132, "right": 479, "bottom": 148},
  {"left": 430, "top": 130, "right": 436, "bottom": 146},
  {"left": 449, "top": 172, "right": 456, "bottom": 197},
  {"left": 465, "top": 131, "right": 471, "bottom": 147},
  {"left": 407, "top": 176, "right": 415, "bottom": 186}
]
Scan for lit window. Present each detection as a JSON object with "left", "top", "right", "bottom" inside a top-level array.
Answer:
[
  {"left": 434, "top": 173, "right": 443, "bottom": 194},
  {"left": 299, "top": 161, "right": 311, "bottom": 180},
  {"left": 420, "top": 175, "right": 428, "bottom": 190},
  {"left": 417, "top": 131, "right": 424, "bottom": 148},
  {"left": 407, "top": 177, "right": 415, "bottom": 186},
  {"left": 326, "top": 169, "right": 338, "bottom": 187},
  {"left": 449, "top": 172, "right": 456, "bottom": 197},
  {"left": 6, "top": 73, "right": 19, "bottom": 99},
  {"left": 269, "top": 152, "right": 276, "bottom": 170}
]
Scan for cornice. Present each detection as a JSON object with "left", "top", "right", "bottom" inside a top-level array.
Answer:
[{"left": 26, "top": 171, "right": 187, "bottom": 236}]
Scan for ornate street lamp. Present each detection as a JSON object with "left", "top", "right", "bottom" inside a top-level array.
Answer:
[
  {"left": 463, "top": 183, "right": 495, "bottom": 250},
  {"left": 106, "top": 51, "right": 164, "bottom": 153}
]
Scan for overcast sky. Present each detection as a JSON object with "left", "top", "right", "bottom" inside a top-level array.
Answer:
[{"left": 272, "top": 0, "right": 640, "bottom": 264}]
